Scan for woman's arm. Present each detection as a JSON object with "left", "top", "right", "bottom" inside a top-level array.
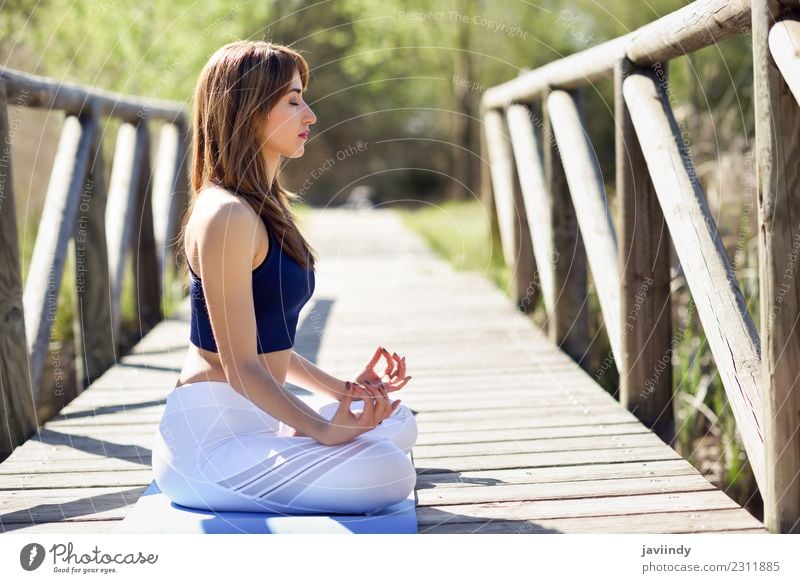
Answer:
[{"left": 287, "top": 351, "right": 348, "bottom": 401}]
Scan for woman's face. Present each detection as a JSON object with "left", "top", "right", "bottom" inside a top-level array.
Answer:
[{"left": 260, "top": 70, "right": 316, "bottom": 159}]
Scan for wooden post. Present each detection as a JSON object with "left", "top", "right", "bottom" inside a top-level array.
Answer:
[
  {"left": 105, "top": 122, "right": 145, "bottom": 343},
  {"left": 614, "top": 58, "right": 674, "bottom": 445},
  {"left": 480, "top": 112, "right": 504, "bottom": 267},
  {"left": 623, "top": 69, "right": 765, "bottom": 492},
  {"left": 753, "top": 0, "right": 800, "bottom": 534},
  {"left": 483, "top": 109, "right": 518, "bottom": 269},
  {"left": 542, "top": 90, "right": 590, "bottom": 371},
  {"left": 22, "top": 114, "right": 94, "bottom": 404},
  {"left": 72, "top": 104, "right": 115, "bottom": 391},
  {"left": 546, "top": 89, "right": 622, "bottom": 367},
  {"left": 510, "top": 129, "right": 538, "bottom": 315},
  {"left": 483, "top": 108, "right": 538, "bottom": 311},
  {"left": 0, "top": 83, "right": 38, "bottom": 458},
  {"left": 172, "top": 123, "right": 191, "bottom": 275},
  {"left": 769, "top": 16, "right": 800, "bottom": 105},
  {"left": 131, "top": 121, "right": 162, "bottom": 334},
  {"left": 152, "top": 122, "right": 190, "bottom": 298},
  {"left": 507, "top": 102, "right": 557, "bottom": 319}
]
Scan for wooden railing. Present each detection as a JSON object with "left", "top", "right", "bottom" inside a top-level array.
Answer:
[
  {"left": 480, "top": 0, "right": 800, "bottom": 533},
  {"left": 0, "top": 66, "right": 190, "bottom": 457}
]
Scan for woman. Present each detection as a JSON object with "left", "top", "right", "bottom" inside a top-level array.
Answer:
[{"left": 151, "top": 40, "right": 417, "bottom": 516}]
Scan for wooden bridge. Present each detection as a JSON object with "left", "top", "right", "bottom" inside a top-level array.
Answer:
[{"left": 1, "top": 0, "right": 798, "bottom": 534}]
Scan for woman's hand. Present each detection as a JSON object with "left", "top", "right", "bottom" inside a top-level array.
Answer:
[
  {"left": 316, "top": 381, "right": 400, "bottom": 446},
  {"left": 354, "top": 346, "right": 412, "bottom": 394}
]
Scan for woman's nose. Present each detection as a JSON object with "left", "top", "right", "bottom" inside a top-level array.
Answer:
[{"left": 304, "top": 106, "right": 316, "bottom": 125}]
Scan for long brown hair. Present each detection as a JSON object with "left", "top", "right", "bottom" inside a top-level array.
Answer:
[{"left": 178, "top": 40, "right": 317, "bottom": 275}]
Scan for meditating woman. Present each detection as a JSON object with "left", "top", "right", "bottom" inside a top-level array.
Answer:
[{"left": 151, "top": 40, "right": 417, "bottom": 515}]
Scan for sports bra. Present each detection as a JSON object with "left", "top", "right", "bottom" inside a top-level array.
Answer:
[{"left": 187, "top": 217, "right": 315, "bottom": 354}]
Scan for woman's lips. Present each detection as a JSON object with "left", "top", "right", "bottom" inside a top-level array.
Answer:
[{"left": 299, "top": 132, "right": 309, "bottom": 139}]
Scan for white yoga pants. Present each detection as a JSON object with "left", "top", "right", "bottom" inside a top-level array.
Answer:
[{"left": 151, "top": 380, "right": 418, "bottom": 515}]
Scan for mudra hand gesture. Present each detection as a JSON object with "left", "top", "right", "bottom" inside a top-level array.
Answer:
[{"left": 353, "top": 345, "right": 411, "bottom": 395}]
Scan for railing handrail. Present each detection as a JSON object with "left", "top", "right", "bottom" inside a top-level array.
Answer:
[
  {"left": 479, "top": 0, "right": 800, "bottom": 533},
  {"left": 0, "top": 65, "right": 191, "bottom": 461},
  {"left": 0, "top": 65, "right": 187, "bottom": 124},
  {"left": 481, "top": 0, "right": 750, "bottom": 110}
]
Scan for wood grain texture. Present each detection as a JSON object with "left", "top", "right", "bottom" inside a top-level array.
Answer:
[
  {"left": 0, "top": 85, "right": 38, "bottom": 457},
  {"left": 547, "top": 89, "right": 621, "bottom": 365},
  {"left": 754, "top": 1, "right": 800, "bottom": 533},
  {"left": 614, "top": 58, "right": 674, "bottom": 443},
  {"left": 22, "top": 114, "right": 95, "bottom": 403},
  {"left": 483, "top": 109, "right": 517, "bottom": 267},
  {"left": 542, "top": 91, "right": 590, "bottom": 370},
  {"left": 506, "top": 103, "right": 557, "bottom": 316},
  {"left": 623, "top": 70, "right": 765, "bottom": 492}
]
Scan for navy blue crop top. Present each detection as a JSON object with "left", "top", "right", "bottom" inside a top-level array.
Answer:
[{"left": 188, "top": 219, "right": 315, "bottom": 354}]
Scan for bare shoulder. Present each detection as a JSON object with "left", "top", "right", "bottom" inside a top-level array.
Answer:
[
  {"left": 185, "top": 187, "right": 262, "bottom": 275},
  {"left": 190, "top": 186, "right": 260, "bottom": 226}
]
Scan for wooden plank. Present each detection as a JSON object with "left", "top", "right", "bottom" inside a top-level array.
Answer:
[
  {"left": 415, "top": 423, "right": 650, "bottom": 446},
  {"left": 414, "top": 431, "right": 669, "bottom": 459},
  {"left": 542, "top": 91, "right": 590, "bottom": 368},
  {"left": 0, "top": 486, "right": 146, "bottom": 525},
  {"left": 420, "top": 508, "right": 766, "bottom": 534},
  {"left": 0, "top": 458, "right": 150, "bottom": 474},
  {"left": 547, "top": 89, "right": 621, "bottom": 366},
  {"left": 0, "top": 83, "right": 38, "bottom": 457},
  {"left": 415, "top": 403, "right": 626, "bottom": 422},
  {"left": 417, "top": 473, "right": 718, "bottom": 507},
  {"left": 754, "top": 2, "right": 800, "bottom": 534},
  {"left": 622, "top": 70, "right": 765, "bottom": 492},
  {"left": 416, "top": 459, "right": 700, "bottom": 488},
  {"left": 2, "top": 520, "right": 122, "bottom": 534},
  {"left": 0, "top": 470, "right": 153, "bottom": 490},
  {"left": 614, "top": 58, "right": 674, "bottom": 443},
  {"left": 22, "top": 113, "right": 95, "bottom": 402},
  {"left": 1, "top": 435, "right": 152, "bottom": 459},
  {"left": 415, "top": 445, "right": 681, "bottom": 473},
  {"left": 416, "top": 490, "right": 743, "bottom": 526},
  {"left": 412, "top": 412, "right": 644, "bottom": 433}
]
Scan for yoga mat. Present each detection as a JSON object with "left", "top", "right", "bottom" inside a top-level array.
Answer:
[{"left": 116, "top": 452, "right": 418, "bottom": 534}]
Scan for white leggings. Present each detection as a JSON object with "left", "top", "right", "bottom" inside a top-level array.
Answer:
[{"left": 151, "top": 381, "right": 418, "bottom": 515}]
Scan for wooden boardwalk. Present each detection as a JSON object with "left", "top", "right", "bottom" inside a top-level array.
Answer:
[{"left": 0, "top": 208, "right": 767, "bottom": 534}]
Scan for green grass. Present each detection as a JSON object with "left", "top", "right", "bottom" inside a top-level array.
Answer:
[{"left": 396, "top": 199, "right": 511, "bottom": 293}]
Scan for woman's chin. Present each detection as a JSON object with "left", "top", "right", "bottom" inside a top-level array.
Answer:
[{"left": 287, "top": 146, "right": 305, "bottom": 158}]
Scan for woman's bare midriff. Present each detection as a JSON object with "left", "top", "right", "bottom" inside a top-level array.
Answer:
[{"left": 174, "top": 344, "right": 292, "bottom": 389}]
